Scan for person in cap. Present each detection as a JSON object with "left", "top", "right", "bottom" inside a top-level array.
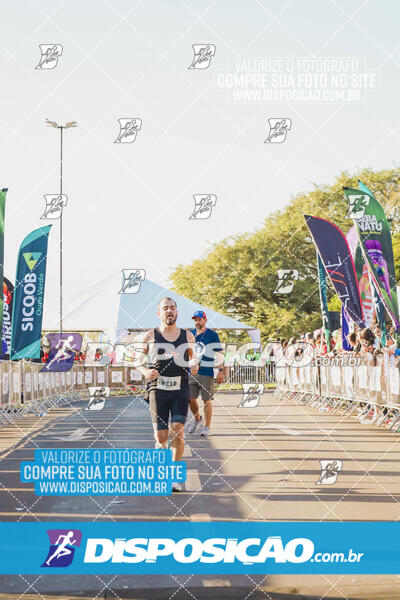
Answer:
[{"left": 188, "top": 310, "right": 225, "bottom": 436}]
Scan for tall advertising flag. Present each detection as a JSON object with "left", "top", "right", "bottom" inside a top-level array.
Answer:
[
  {"left": 305, "top": 216, "right": 365, "bottom": 328},
  {"left": 11, "top": 226, "right": 51, "bottom": 360},
  {"left": 344, "top": 183, "right": 400, "bottom": 330},
  {"left": 316, "top": 253, "right": 332, "bottom": 351},
  {"left": 1, "top": 277, "right": 14, "bottom": 359},
  {"left": 346, "top": 226, "right": 374, "bottom": 328},
  {"left": 0, "top": 189, "right": 7, "bottom": 338}
]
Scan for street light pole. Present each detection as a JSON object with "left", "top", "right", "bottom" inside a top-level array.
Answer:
[
  {"left": 59, "top": 125, "right": 63, "bottom": 335},
  {"left": 46, "top": 119, "right": 77, "bottom": 336}
]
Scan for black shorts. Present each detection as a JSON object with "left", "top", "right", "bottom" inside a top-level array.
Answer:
[{"left": 148, "top": 389, "right": 190, "bottom": 431}]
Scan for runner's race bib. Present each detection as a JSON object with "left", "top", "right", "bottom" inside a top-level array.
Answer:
[{"left": 156, "top": 375, "right": 181, "bottom": 391}]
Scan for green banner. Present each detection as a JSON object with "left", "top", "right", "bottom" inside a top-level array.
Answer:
[
  {"left": 11, "top": 225, "right": 51, "bottom": 360},
  {"left": 343, "top": 182, "right": 400, "bottom": 330},
  {"left": 0, "top": 189, "right": 7, "bottom": 340}
]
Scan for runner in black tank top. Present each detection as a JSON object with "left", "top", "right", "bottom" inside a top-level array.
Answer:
[
  {"left": 147, "top": 326, "right": 191, "bottom": 431},
  {"left": 132, "top": 297, "right": 199, "bottom": 491}
]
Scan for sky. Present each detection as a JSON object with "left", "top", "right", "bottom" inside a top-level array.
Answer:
[{"left": 0, "top": 0, "right": 400, "bottom": 332}]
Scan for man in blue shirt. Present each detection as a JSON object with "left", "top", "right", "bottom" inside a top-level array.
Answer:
[{"left": 188, "top": 310, "right": 224, "bottom": 436}]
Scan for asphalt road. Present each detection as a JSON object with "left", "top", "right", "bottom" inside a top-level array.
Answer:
[{"left": 0, "top": 390, "right": 399, "bottom": 599}]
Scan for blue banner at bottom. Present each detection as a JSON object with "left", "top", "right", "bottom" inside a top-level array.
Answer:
[{"left": 0, "top": 522, "right": 398, "bottom": 574}]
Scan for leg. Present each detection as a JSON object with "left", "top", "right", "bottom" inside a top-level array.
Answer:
[
  {"left": 200, "top": 375, "right": 214, "bottom": 430},
  {"left": 204, "top": 399, "right": 212, "bottom": 428},
  {"left": 157, "top": 428, "right": 169, "bottom": 448},
  {"left": 170, "top": 422, "right": 185, "bottom": 461},
  {"left": 149, "top": 392, "right": 169, "bottom": 448},
  {"left": 189, "top": 377, "right": 201, "bottom": 420},
  {"left": 190, "top": 397, "right": 201, "bottom": 419},
  {"left": 170, "top": 392, "right": 189, "bottom": 461}
]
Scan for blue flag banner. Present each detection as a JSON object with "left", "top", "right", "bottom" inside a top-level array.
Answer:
[
  {"left": 305, "top": 216, "right": 365, "bottom": 328},
  {"left": 0, "top": 521, "right": 398, "bottom": 574},
  {"left": 11, "top": 225, "right": 51, "bottom": 360}
]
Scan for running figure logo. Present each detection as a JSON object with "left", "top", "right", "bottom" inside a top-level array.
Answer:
[
  {"left": 347, "top": 193, "right": 370, "bottom": 219},
  {"left": 35, "top": 44, "right": 63, "bottom": 70},
  {"left": 119, "top": 269, "right": 146, "bottom": 294},
  {"left": 41, "top": 529, "right": 82, "bottom": 567},
  {"left": 189, "top": 195, "right": 217, "bottom": 220},
  {"left": 317, "top": 460, "right": 342, "bottom": 485},
  {"left": 188, "top": 44, "right": 216, "bottom": 70},
  {"left": 86, "top": 386, "right": 110, "bottom": 411},
  {"left": 41, "top": 194, "right": 68, "bottom": 220},
  {"left": 239, "top": 384, "right": 264, "bottom": 408},
  {"left": 114, "top": 118, "right": 142, "bottom": 143},
  {"left": 41, "top": 333, "right": 82, "bottom": 372},
  {"left": 274, "top": 270, "right": 299, "bottom": 295},
  {"left": 265, "top": 118, "right": 292, "bottom": 143}
]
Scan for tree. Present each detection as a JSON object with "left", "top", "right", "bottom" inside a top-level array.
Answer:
[{"left": 170, "top": 167, "right": 400, "bottom": 340}]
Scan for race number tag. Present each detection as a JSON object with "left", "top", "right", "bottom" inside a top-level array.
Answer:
[{"left": 156, "top": 375, "right": 181, "bottom": 391}]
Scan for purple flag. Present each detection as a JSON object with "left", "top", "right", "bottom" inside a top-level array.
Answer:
[{"left": 305, "top": 215, "right": 365, "bottom": 328}]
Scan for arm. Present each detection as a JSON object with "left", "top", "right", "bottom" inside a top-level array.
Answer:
[
  {"left": 132, "top": 331, "right": 158, "bottom": 381},
  {"left": 186, "top": 331, "right": 200, "bottom": 375},
  {"left": 215, "top": 350, "right": 225, "bottom": 384}
]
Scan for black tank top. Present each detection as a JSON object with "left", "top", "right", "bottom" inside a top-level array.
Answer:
[{"left": 147, "top": 327, "right": 190, "bottom": 394}]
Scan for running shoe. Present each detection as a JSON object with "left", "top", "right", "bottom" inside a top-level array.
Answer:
[
  {"left": 188, "top": 416, "right": 203, "bottom": 434},
  {"left": 172, "top": 482, "right": 182, "bottom": 492},
  {"left": 200, "top": 426, "right": 212, "bottom": 436}
]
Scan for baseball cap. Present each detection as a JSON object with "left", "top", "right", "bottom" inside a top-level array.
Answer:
[{"left": 192, "top": 310, "right": 206, "bottom": 319}]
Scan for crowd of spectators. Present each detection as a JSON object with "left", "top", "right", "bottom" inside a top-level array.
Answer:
[{"left": 274, "top": 322, "right": 400, "bottom": 363}]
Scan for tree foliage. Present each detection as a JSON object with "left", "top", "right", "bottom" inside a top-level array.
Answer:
[{"left": 170, "top": 167, "right": 400, "bottom": 341}]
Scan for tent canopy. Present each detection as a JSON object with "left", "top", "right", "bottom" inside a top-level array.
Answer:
[
  {"left": 117, "top": 279, "right": 255, "bottom": 340},
  {"left": 44, "top": 274, "right": 259, "bottom": 344}
]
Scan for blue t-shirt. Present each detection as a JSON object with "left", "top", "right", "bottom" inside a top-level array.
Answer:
[{"left": 191, "top": 328, "right": 223, "bottom": 377}]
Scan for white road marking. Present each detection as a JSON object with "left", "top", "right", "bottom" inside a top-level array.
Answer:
[
  {"left": 203, "top": 579, "right": 231, "bottom": 587},
  {"left": 185, "top": 470, "right": 202, "bottom": 491},
  {"left": 190, "top": 513, "right": 211, "bottom": 521},
  {"left": 259, "top": 425, "right": 301, "bottom": 435},
  {"left": 52, "top": 427, "right": 91, "bottom": 441}
]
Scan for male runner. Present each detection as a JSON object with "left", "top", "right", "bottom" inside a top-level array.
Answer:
[
  {"left": 188, "top": 310, "right": 225, "bottom": 436},
  {"left": 133, "top": 297, "right": 199, "bottom": 492}
]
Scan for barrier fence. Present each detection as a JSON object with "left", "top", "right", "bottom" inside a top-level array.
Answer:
[
  {"left": 0, "top": 362, "right": 275, "bottom": 428},
  {"left": 274, "top": 355, "right": 400, "bottom": 431}
]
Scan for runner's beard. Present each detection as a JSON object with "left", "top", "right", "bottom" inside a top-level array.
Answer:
[{"left": 164, "top": 314, "right": 177, "bottom": 325}]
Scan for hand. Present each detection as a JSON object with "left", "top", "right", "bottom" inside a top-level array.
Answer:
[
  {"left": 216, "top": 371, "right": 224, "bottom": 384},
  {"left": 145, "top": 368, "right": 159, "bottom": 381},
  {"left": 191, "top": 364, "right": 199, "bottom": 375}
]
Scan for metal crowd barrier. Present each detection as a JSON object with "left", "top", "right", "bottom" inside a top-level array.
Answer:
[
  {"left": 225, "top": 363, "right": 276, "bottom": 384},
  {"left": 0, "top": 361, "right": 275, "bottom": 428},
  {"left": 274, "top": 355, "right": 400, "bottom": 431}
]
